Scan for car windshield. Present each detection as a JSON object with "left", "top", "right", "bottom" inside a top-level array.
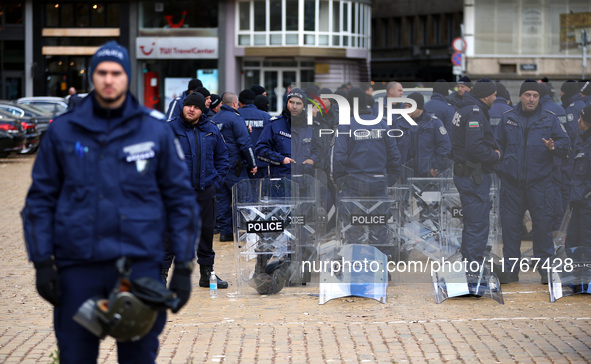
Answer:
[{"left": 22, "top": 101, "right": 66, "bottom": 115}]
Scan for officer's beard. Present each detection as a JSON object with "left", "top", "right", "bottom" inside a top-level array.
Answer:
[{"left": 291, "top": 110, "right": 307, "bottom": 127}]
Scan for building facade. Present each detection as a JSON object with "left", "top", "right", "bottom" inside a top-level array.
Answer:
[
  {"left": 465, "top": 0, "right": 591, "bottom": 80},
  {"left": 4, "top": 0, "right": 372, "bottom": 114}
]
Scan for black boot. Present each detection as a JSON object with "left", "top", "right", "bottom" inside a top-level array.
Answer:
[{"left": 199, "top": 264, "right": 228, "bottom": 289}]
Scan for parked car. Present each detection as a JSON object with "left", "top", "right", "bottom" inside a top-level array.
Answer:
[
  {"left": 0, "top": 108, "right": 39, "bottom": 154},
  {"left": 0, "top": 101, "right": 53, "bottom": 140},
  {"left": 17, "top": 96, "right": 68, "bottom": 117},
  {"left": 0, "top": 113, "right": 26, "bottom": 158}
]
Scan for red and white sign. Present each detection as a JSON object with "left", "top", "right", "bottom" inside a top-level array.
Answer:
[
  {"left": 136, "top": 37, "right": 218, "bottom": 59},
  {"left": 452, "top": 37, "right": 467, "bottom": 52}
]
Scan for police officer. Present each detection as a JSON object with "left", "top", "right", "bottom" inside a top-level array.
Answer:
[
  {"left": 451, "top": 79, "right": 500, "bottom": 268},
  {"left": 210, "top": 93, "right": 222, "bottom": 114},
  {"left": 495, "top": 80, "right": 570, "bottom": 283},
  {"left": 238, "top": 89, "right": 271, "bottom": 178},
  {"left": 395, "top": 92, "right": 451, "bottom": 177},
  {"left": 565, "top": 105, "right": 591, "bottom": 250},
  {"left": 448, "top": 76, "right": 473, "bottom": 110},
  {"left": 212, "top": 92, "right": 257, "bottom": 242},
  {"left": 254, "top": 94, "right": 270, "bottom": 112},
  {"left": 332, "top": 87, "right": 402, "bottom": 255},
  {"left": 255, "top": 88, "right": 314, "bottom": 176},
  {"left": 165, "top": 78, "right": 202, "bottom": 121},
  {"left": 21, "top": 41, "right": 199, "bottom": 363},
  {"left": 169, "top": 92, "right": 230, "bottom": 289},
  {"left": 488, "top": 82, "right": 513, "bottom": 134},
  {"left": 539, "top": 83, "right": 569, "bottom": 230},
  {"left": 424, "top": 79, "right": 455, "bottom": 134},
  {"left": 372, "top": 81, "right": 404, "bottom": 117}
]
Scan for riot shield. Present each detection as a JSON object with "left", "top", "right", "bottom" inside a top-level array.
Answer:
[
  {"left": 318, "top": 244, "right": 388, "bottom": 304},
  {"left": 233, "top": 174, "right": 329, "bottom": 295},
  {"left": 233, "top": 177, "right": 300, "bottom": 295},
  {"left": 431, "top": 252, "right": 504, "bottom": 304},
  {"left": 317, "top": 174, "right": 398, "bottom": 303},
  {"left": 549, "top": 246, "right": 591, "bottom": 302}
]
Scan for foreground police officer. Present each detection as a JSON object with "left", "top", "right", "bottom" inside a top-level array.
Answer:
[
  {"left": 21, "top": 41, "right": 199, "bottom": 363},
  {"left": 566, "top": 105, "right": 591, "bottom": 250},
  {"left": 212, "top": 92, "right": 257, "bottom": 242},
  {"left": 451, "top": 79, "right": 500, "bottom": 268},
  {"left": 169, "top": 92, "right": 230, "bottom": 289},
  {"left": 495, "top": 80, "right": 570, "bottom": 284}
]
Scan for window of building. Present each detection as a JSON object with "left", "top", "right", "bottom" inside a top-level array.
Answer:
[
  {"left": 237, "top": 0, "right": 370, "bottom": 48},
  {"left": 43, "top": 2, "right": 120, "bottom": 28}
]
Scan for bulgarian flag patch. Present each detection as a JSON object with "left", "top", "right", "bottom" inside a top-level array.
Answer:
[{"left": 469, "top": 121, "right": 480, "bottom": 128}]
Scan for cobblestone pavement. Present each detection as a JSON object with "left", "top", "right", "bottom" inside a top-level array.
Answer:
[{"left": 1, "top": 155, "right": 590, "bottom": 363}]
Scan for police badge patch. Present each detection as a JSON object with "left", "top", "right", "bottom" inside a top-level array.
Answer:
[{"left": 439, "top": 126, "right": 447, "bottom": 135}]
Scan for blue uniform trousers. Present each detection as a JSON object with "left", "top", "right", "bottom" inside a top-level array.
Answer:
[
  {"left": 565, "top": 203, "right": 591, "bottom": 250},
  {"left": 217, "top": 169, "right": 249, "bottom": 236},
  {"left": 55, "top": 260, "right": 166, "bottom": 363},
  {"left": 500, "top": 178, "right": 555, "bottom": 262},
  {"left": 454, "top": 173, "right": 492, "bottom": 264}
]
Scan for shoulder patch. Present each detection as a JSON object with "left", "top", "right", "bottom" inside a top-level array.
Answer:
[
  {"left": 149, "top": 109, "right": 166, "bottom": 120},
  {"left": 439, "top": 126, "right": 447, "bottom": 135},
  {"left": 468, "top": 121, "right": 480, "bottom": 128}
]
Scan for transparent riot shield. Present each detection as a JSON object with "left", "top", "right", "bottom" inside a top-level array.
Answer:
[
  {"left": 233, "top": 174, "right": 328, "bottom": 295},
  {"left": 431, "top": 252, "right": 504, "bottom": 304},
  {"left": 318, "top": 174, "right": 398, "bottom": 304},
  {"left": 400, "top": 168, "right": 454, "bottom": 262},
  {"left": 318, "top": 244, "right": 388, "bottom": 304},
  {"left": 233, "top": 177, "right": 300, "bottom": 295},
  {"left": 549, "top": 246, "right": 591, "bottom": 302}
]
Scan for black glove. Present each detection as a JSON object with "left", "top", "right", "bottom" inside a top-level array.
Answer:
[
  {"left": 34, "top": 258, "right": 60, "bottom": 306},
  {"left": 168, "top": 262, "right": 193, "bottom": 313}
]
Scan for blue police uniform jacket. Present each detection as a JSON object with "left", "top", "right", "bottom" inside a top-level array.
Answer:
[
  {"left": 394, "top": 111, "right": 451, "bottom": 177},
  {"left": 211, "top": 104, "right": 257, "bottom": 170},
  {"left": 21, "top": 92, "right": 200, "bottom": 267},
  {"left": 332, "top": 107, "right": 402, "bottom": 181},
  {"left": 169, "top": 114, "right": 230, "bottom": 191},
  {"left": 450, "top": 93, "right": 499, "bottom": 172},
  {"left": 488, "top": 97, "right": 512, "bottom": 133},
  {"left": 239, "top": 104, "right": 271, "bottom": 167},
  {"left": 424, "top": 93, "right": 456, "bottom": 133},
  {"left": 165, "top": 90, "right": 189, "bottom": 121},
  {"left": 495, "top": 103, "right": 570, "bottom": 186},
  {"left": 447, "top": 91, "right": 465, "bottom": 110},
  {"left": 255, "top": 110, "right": 313, "bottom": 175},
  {"left": 570, "top": 128, "right": 591, "bottom": 206},
  {"left": 564, "top": 94, "right": 584, "bottom": 154},
  {"left": 310, "top": 107, "right": 338, "bottom": 171}
]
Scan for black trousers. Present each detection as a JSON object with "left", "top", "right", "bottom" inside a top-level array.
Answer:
[{"left": 196, "top": 184, "right": 217, "bottom": 266}]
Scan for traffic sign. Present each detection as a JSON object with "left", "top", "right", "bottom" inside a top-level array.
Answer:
[
  {"left": 452, "top": 66, "right": 463, "bottom": 75},
  {"left": 452, "top": 37, "right": 467, "bottom": 52},
  {"left": 451, "top": 52, "right": 463, "bottom": 66}
]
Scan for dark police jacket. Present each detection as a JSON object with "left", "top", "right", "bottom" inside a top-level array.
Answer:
[
  {"left": 451, "top": 93, "right": 499, "bottom": 173},
  {"left": 22, "top": 92, "right": 200, "bottom": 267},
  {"left": 255, "top": 110, "right": 313, "bottom": 176},
  {"left": 571, "top": 128, "right": 591, "bottom": 206},
  {"left": 165, "top": 90, "right": 189, "bottom": 121},
  {"left": 211, "top": 104, "right": 257, "bottom": 170},
  {"left": 424, "top": 93, "right": 456, "bottom": 134},
  {"left": 169, "top": 114, "right": 230, "bottom": 191},
  {"left": 239, "top": 104, "right": 271, "bottom": 167},
  {"left": 495, "top": 104, "right": 570, "bottom": 186},
  {"left": 394, "top": 111, "right": 451, "bottom": 177},
  {"left": 332, "top": 107, "right": 402, "bottom": 182}
]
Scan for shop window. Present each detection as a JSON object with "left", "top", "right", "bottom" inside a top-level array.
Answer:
[
  {"left": 4, "top": 2, "right": 23, "bottom": 25},
  {"left": 43, "top": 2, "right": 119, "bottom": 28}
]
